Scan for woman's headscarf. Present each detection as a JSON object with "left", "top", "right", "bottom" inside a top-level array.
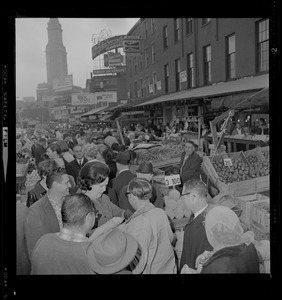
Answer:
[{"left": 205, "top": 205, "right": 254, "bottom": 250}]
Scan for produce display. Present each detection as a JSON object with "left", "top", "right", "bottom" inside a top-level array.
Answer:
[
  {"left": 164, "top": 189, "right": 192, "bottom": 220},
  {"left": 212, "top": 153, "right": 269, "bottom": 185},
  {"left": 245, "top": 155, "right": 269, "bottom": 176},
  {"left": 136, "top": 143, "right": 184, "bottom": 164}
]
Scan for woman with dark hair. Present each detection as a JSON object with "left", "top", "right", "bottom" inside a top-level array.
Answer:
[
  {"left": 26, "top": 159, "right": 59, "bottom": 207},
  {"left": 77, "top": 161, "right": 132, "bottom": 228},
  {"left": 102, "top": 148, "right": 117, "bottom": 182},
  {"left": 57, "top": 140, "right": 75, "bottom": 163}
]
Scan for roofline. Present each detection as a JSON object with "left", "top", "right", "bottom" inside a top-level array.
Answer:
[{"left": 127, "top": 18, "right": 142, "bottom": 36}]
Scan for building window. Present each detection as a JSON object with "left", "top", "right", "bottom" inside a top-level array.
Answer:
[
  {"left": 203, "top": 45, "right": 212, "bottom": 84},
  {"left": 145, "top": 48, "right": 149, "bottom": 68},
  {"left": 175, "top": 59, "right": 181, "bottom": 91},
  {"left": 226, "top": 34, "right": 236, "bottom": 79},
  {"left": 134, "top": 81, "right": 138, "bottom": 99},
  {"left": 151, "top": 18, "right": 155, "bottom": 33},
  {"left": 174, "top": 18, "right": 180, "bottom": 43},
  {"left": 134, "top": 57, "right": 137, "bottom": 74},
  {"left": 140, "top": 79, "right": 144, "bottom": 98},
  {"left": 163, "top": 26, "right": 168, "bottom": 49},
  {"left": 146, "top": 76, "right": 150, "bottom": 97},
  {"left": 144, "top": 21, "right": 148, "bottom": 40},
  {"left": 164, "top": 64, "right": 169, "bottom": 94},
  {"left": 153, "top": 73, "right": 157, "bottom": 95},
  {"left": 139, "top": 56, "right": 143, "bottom": 71},
  {"left": 129, "top": 83, "right": 133, "bottom": 99},
  {"left": 186, "top": 18, "right": 193, "bottom": 35},
  {"left": 129, "top": 60, "right": 132, "bottom": 77},
  {"left": 202, "top": 18, "right": 211, "bottom": 26},
  {"left": 187, "top": 53, "right": 194, "bottom": 88},
  {"left": 257, "top": 18, "right": 269, "bottom": 72},
  {"left": 152, "top": 43, "right": 156, "bottom": 64}
]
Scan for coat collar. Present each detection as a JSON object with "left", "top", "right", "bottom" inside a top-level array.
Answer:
[{"left": 125, "top": 202, "right": 155, "bottom": 224}]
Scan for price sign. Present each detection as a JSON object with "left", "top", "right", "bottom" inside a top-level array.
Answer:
[
  {"left": 165, "top": 174, "right": 181, "bottom": 187},
  {"left": 223, "top": 158, "right": 233, "bottom": 167}
]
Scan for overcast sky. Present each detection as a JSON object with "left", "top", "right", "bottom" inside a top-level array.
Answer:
[{"left": 16, "top": 18, "right": 139, "bottom": 100}]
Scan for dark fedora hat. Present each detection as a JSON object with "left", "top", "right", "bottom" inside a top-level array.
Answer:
[
  {"left": 135, "top": 162, "right": 156, "bottom": 175},
  {"left": 115, "top": 151, "right": 131, "bottom": 165}
]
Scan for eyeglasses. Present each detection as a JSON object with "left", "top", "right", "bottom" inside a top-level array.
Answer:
[{"left": 181, "top": 192, "right": 191, "bottom": 198}]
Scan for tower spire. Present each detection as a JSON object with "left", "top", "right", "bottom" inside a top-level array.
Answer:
[{"left": 45, "top": 18, "right": 68, "bottom": 85}]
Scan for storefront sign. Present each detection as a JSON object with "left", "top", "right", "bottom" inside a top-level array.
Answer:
[
  {"left": 72, "top": 93, "right": 96, "bottom": 106},
  {"left": 71, "top": 92, "right": 117, "bottom": 106},
  {"left": 92, "top": 35, "right": 125, "bottom": 59},
  {"left": 96, "top": 91, "right": 117, "bottom": 102},
  {"left": 123, "top": 39, "right": 141, "bottom": 53},
  {"left": 92, "top": 35, "right": 141, "bottom": 59},
  {"left": 92, "top": 67, "right": 126, "bottom": 75},
  {"left": 165, "top": 174, "right": 181, "bottom": 187}
]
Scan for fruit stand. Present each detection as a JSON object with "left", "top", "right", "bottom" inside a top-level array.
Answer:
[{"left": 201, "top": 146, "right": 270, "bottom": 240}]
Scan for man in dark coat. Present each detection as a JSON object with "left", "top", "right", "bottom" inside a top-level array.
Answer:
[
  {"left": 17, "top": 202, "right": 31, "bottom": 274},
  {"left": 33, "top": 138, "right": 47, "bottom": 166},
  {"left": 111, "top": 151, "right": 136, "bottom": 206},
  {"left": 118, "top": 162, "right": 164, "bottom": 212},
  {"left": 24, "top": 169, "right": 71, "bottom": 260},
  {"left": 179, "top": 140, "right": 218, "bottom": 196},
  {"left": 69, "top": 144, "right": 88, "bottom": 183},
  {"left": 179, "top": 179, "right": 215, "bottom": 271},
  {"left": 179, "top": 140, "right": 202, "bottom": 184}
]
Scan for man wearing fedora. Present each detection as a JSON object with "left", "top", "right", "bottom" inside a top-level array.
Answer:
[
  {"left": 111, "top": 151, "right": 136, "bottom": 206},
  {"left": 118, "top": 162, "right": 164, "bottom": 212},
  {"left": 87, "top": 228, "right": 141, "bottom": 274}
]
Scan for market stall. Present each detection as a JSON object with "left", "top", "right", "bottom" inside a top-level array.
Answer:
[
  {"left": 201, "top": 146, "right": 270, "bottom": 240},
  {"left": 206, "top": 134, "right": 268, "bottom": 153}
]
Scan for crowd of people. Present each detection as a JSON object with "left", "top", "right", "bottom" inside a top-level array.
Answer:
[{"left": 16, "top": 122, "right": 270, "bottom": 275}]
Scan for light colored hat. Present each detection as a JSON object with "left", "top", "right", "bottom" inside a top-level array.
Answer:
[
  {"left": 205, "top": 205, "right": 254, "bottom": 249},
  {"left": 87, "top": 228, "right": 138, "bottom": 274}
]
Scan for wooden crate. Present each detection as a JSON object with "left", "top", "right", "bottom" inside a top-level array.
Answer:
[
  {"left": 255, "top": 175, "right": 270, "bottom": 193},
  {"left": 242, "top": 147, "right": 269, "bottom": 193},
  {"left": 236, "top": 193, "right": 269, "bottom": 226},
  {"left": 250, "top": 199, "right": 270, "bottom": 233},
  {"left": 260, "top": 146, "right": 269, "bottom": 158},
  {"left": 243, "top": 147, "right": 265, "bottom": 162},
  {"left": 202, "top": 151, "right": 256, "bottom": 196}
]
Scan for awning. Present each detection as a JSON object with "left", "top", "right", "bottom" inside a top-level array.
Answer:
[
  {"left": 99, "top": 114, "right": 112, "bottom": 121},
  {"left": 104, "top": 103, "right": 127, "bottom": 112},
  {"left": 81, "top": 106, "right": 108, "bottom": 117},
  {"left": 133, "top": 74, "right": 269, "bottom": 107}
]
